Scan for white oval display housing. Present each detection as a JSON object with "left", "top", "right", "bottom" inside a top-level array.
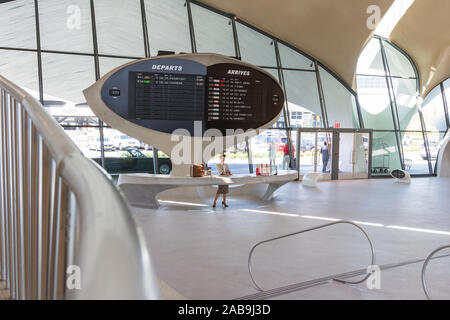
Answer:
[{"left": 84, "top": 53, "right": 285, "bottom": 137}]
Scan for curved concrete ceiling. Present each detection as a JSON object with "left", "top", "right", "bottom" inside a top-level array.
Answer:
[
  {"left": 391, "top": 0, "right": 450, "bottom": 97},
  {"left": 197, "top": 0, "right": 394, "bottom": 90}
]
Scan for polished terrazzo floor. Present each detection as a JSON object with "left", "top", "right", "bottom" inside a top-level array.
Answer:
[{"left": 131, "top": 177, "right": 450, "bottom": 300}]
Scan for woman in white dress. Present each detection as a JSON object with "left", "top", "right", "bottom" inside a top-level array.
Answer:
[{"left": 213, "top": 154, "right": 231, "bottom": 208}]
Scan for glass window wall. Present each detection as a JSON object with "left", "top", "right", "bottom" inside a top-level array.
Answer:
[
  {"left": 356, "top": 36, "right": 437, "bottom": 175},
  {"left": 1, "top": 2, "right": 438, "bottom": 177}
]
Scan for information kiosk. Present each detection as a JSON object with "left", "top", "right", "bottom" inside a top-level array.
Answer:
[{"left": 83, "top": 53, "right": 297, "bottom": 207}]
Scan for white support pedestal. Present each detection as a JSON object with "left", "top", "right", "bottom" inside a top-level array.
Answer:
[
  {"left": 302, "top": 172, "right": 323, "bottom": 187},
  {"left": 391, "top": 169, "right": 411, "bottom": 184}
]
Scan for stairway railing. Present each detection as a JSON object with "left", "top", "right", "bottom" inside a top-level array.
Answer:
[
  {"left": 421, "top": 245, "right": 450, "bottom": 300},
  {"left": 248, "top": 220, "right": 375, "bottom": 293},
  {"left": 0, "top": 75, "right": 159, "bottom": 299}
]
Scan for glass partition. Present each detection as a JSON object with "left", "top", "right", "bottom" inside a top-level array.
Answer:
[
  {"left": 249, "top": 129, "right": 288, "bottom": 173},
  {"left": 64, "top": 126, "right": 101, "bottom": 158},
  {"left": 262, "top": 68, "right": 287, "bottom": 129},
  {"left": 283, "top": 70, "right": 322, "bottom": 128},
  {"left": 145, "top": 0, "right": 192, "bottom": 55},
  {"left": 95, "top": 128, "right": 170, "bottom": 175},
  {"left": 99, "top": 57, "right": 135, "bottom": 77},
  {"left": 191, "top": 4, "right": 235, "bottom": 56},
  {"left": 38, "top": 0, "right": 93, "bottom": 53},
  {"left": 94, "top": 0, "right": 145, "bottom": 57},
  {"left": 401, "top": 131, "right": 429, "bottom": 174},
  {"left": 41, "top": 53, "right": 95, "bottom": 106},
  {"left": 319, "top": 66, "right": 360, "bottom": 128},
  {"left": 338, "top": 132, "right": 369, "bottom": 179},
  {"left": 426, "top": 131, "right": 446, "bottom": 172},
  {"left": 207, "top": 142, "right": 249, "bottom": 175},
  {"left": 393, "top": 78, "right": 420, "bottom": 130},
  {"left": 236, "top": 22, "right": 277, "bottom": 67},
  {"left": 421, "top": 81, "right": 449, "bottom": 174},
  {"left": 298, "top": 131, "right": 332, "bottom": 179},
  {"left": 298, "top": 132, "right": 318, "bottom": 176},
  {"left": 357, "top": 76, "right": 395, "bottom": 130},
  {"left": 356, "top": 38, "right": 385, "bottom": 76},
  {"left": 422, "top": 85, "right": 447, "bottom": 132},
  {"left": 278, "top": 43, "right": 314, "bottom": 70},
  {"left": 383, "top": 41, "right": 416, "bottom": 78},
  {"left": 371, "top": 131, "right": 402, "bottom": 175},
  {"left": 445, "top": 79, "right": 450, "bottom": 125},
  {"left": 0, "top": 50, "right": 39, "bottom": 94},
  {"left": 0, "top": 0, "right": 36, "bottom": 49}
]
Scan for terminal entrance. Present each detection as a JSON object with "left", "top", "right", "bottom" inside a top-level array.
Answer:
[
  {"left": 297, "top": 130, "right": 333, "bottom": 180},
  {"left": 336, "top": 132, "right": 371, "bottom": 179},
  {"left": 297, "top": 129, "right": 372, "bottom": 180}
]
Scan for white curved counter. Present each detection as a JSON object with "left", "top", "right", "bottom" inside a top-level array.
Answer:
[{"left": 117, "top": 170, "right": 298, "bottom": 208}]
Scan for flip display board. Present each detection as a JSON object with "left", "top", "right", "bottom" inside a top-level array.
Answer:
[{"left": 86, "top": 54, "right": 284, "bottom": 136}]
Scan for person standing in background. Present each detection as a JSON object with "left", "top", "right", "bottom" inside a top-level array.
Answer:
[
  {"left": 269, "top": 140, "right": 277, "bottom": 173},
  {"left": 320, "top": 141, "right": 329, "bottom": 173},
  {"left": 282, "top": 142, "right": 290, "bottom": 170}
]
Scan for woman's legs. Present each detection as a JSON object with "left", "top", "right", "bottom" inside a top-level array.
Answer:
[
  {"left": 213, "top": 193, "right": 220, "bottom": 206},
  {"left": 222, "top": 193, "right": 227, "bottom": 204}
]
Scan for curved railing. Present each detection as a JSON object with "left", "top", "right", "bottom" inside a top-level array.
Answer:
[
  {"left": 421, "top": 245, "right": 450, "bottom": 300},
  {"left": 248, "top": 220, "right": 376, "bottom": 292},
  {"left": 0, "top": 75, "right": 159, "bottom": 299}
]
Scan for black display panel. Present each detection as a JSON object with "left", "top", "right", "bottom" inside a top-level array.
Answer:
[
  {"left": 129, "top": 71, "right": 205, "bottom": 121},
  {"left": 205, "top": 63, "right": 283, "bottom": 132},
  {"left": 99, "top": 56, "right": 284, "bottom": 136}
]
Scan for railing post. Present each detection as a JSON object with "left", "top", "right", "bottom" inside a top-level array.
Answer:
[
  {"left": 2, "top": 89, "right": 10, "bottom": 289},
  {"left": 21, "top": 111, "right": 31, "bottom": 299},
  {"left": 36, "top": 134, "right": 44, "bottom": 299},
  {"left": 15, "top": 100, "right": 26, "bottom": 300},
  {"left": 38, "top": 141, "right": 52, "bottom": 300},
  {"left": 11, "top": 97, "right": 20, "bottom": 300},
  {"left": 64, "top": 191, "right": 78, "bottom": 300},
  {"left": 6, "top": 94, "right": 17, "bottom": 299},
  {"left": 46, "top": 159, "right": 57, "bottom": 299},
  {"left": 54, "top": 180, "right": 68, "bottom": 300},
  {"left": 28, "top": 119, "right": 39, "bottom": 300},
  {"left": 0, "top": 89, "right": 7, "bottom": 283}
]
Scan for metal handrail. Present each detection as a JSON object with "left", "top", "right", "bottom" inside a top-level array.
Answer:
[
  {"left": 248, "top": 220, "right": 376, "bottom": 292},
  {"left": 421, "top": 245, "right": 450, "bottom": 300},
  {"left": 0, "top": 75, "right": 159, "bottom": 299}
]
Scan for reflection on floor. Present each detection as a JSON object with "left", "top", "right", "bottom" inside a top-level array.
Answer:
[{"left": 130, "top": 177, "right": 450, "bottom": 300}]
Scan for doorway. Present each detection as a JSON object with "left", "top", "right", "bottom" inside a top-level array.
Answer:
[
  {"left": 297, "top": 129, "right": 372, "bottom": 180},
  {"left": 298, "top": 130, "right": 333, "bottom": 180},
  {"left": 336, "top": 132, "right": 371, "bottom": 179}
]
